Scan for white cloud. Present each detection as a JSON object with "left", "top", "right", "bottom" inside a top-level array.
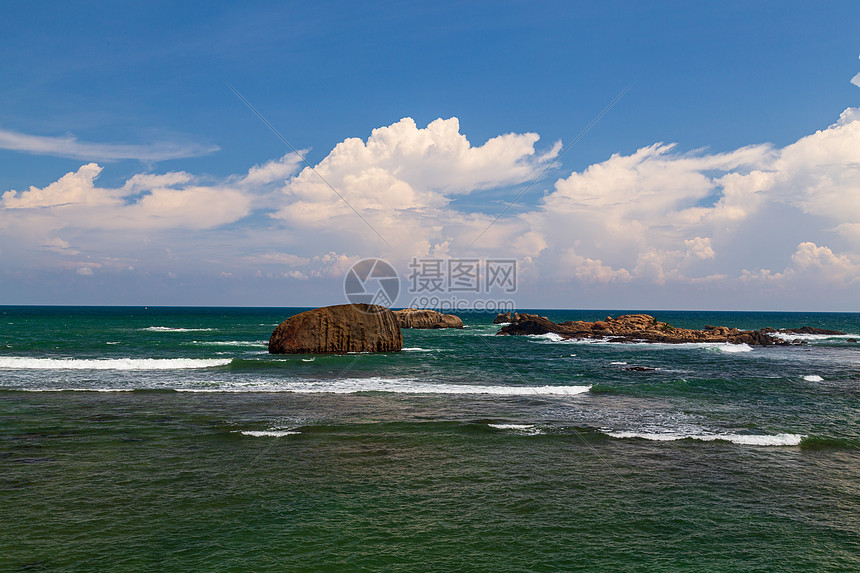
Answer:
[
  {"left": 271, "top": 116, "right": 557, "bottom": 259},
  {"left": 685, "top": 236, "right": 715, "bottom": 260},
  {"left": 742, "top": 242, "right": 859, "bottom": 285},
  {"left": 1, "top": 162, "right": 253, "bottom": 230},
  {"left": 791, "top": 241, "right": 858, "bottom": 280},
  {"left": 2, "top": 164, "right": 118, "bottom": 208},
  {"left": 0, "top": 127, "right": 218, "bottom": 161},
  {"left": 520, "top": 106, "right": 860, "bottom": 289},
  {"left": 2, "top": 106, "right": 860, "bottom": 308}
]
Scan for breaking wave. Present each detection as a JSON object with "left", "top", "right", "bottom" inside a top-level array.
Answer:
[
  {"left": 0, "top": 357, "right": 232, "bottom": 370},
  {"left": 603, "top": 430, "right": 804, "bottom": 446},
  {"left": 141, "top": 326, "right": 215, "bottom": 333}
]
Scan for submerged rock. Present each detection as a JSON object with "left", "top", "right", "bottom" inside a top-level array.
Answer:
[
  {"left": 392, "top": 309, "right": 463, "bottom": 329},
  {"left": 269, "top": 304, "right": 402, "bottom": 354}
]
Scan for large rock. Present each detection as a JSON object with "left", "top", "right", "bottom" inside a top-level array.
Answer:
[
  {"left": 269, "top": 304, "right": 402, "bottom": 354},
  {"left": 393, "top": 308, "right": 463, "bottom": 329}
]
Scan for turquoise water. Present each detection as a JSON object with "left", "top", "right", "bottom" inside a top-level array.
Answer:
[{"left": 1, "top": 307, "right": 859, "bottom": 571}]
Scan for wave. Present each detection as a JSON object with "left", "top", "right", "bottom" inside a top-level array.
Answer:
[
  {"left": 238, "top": 430, "right": 300, "bottom": 437},
  {"left": 769, "top": 332, "right": 858, "bottom": 342},
  {"left": 529, "top": 335, "right": 754, "bottom": 353},
  {"left": 16, "top": 388, "right": 136, "bottom": 392},
  {"left": 177, "top": 378, "right": 592, "bottom": 396},
  {"left": 187, "top": 340, "right": 266, "bottom": 347},
  {"left": 0, "top": 357, "right": 232, "bottom": 370},
  {"left": 701, "top": 342, "right": 753, "bottom": 353},
  {"left": 528, "top": 333, "right": 566, "bottom": 342},
  {"left": 603, "top": 430, "right": 804, "bottom": 446},
  {"left": 402, "top": 347, "right": 438, "bottom": 352},
  {"left": 488, "top": 423, "right": 542, "bottom": 435},
  {"left": 141, "top": 326, "right": 215, "bottom": 332},
  {"left": 802, "top": 375, "right": 824, "bottom": 382}
]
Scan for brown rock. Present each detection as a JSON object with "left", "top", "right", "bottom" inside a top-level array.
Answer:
[
  {"left": 269, "top": 304, "right": 402, "bottom": 354},
  {"left": 494, "top": 311, "right": 799, "bottom": 346},
  {"left": 493, "top": 312, "right": 512, "bottom": 324},
  {"left": 393, "top": 309, "right": 464, "bottom": 329}
]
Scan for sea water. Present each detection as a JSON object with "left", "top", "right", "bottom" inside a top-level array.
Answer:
[{"left": 1, "top": 307, "right": 858, "bottom": 571}]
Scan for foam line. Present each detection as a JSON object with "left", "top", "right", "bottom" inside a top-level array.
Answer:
[{"left": 0, "top": 357, "right": 231, "bottom": 370}]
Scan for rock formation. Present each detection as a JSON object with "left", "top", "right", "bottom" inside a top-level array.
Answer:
[
  {"left": 393, "top": 308, "right": 464, "bottom": 329},
  {"left": 269, "top": 304, "right": 402, "bottom": 354},
  {"left": 495, "top": 313, "right": 843, "bottom": 346},
  {"left": 493, "top": 312, "right": 512, "bottom": 324}
]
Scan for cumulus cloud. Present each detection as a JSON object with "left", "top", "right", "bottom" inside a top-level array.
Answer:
[
  {"left": 742, "top": 242, "right": 859, "bottom": 286},
  {"left": 520, "top": 104, "right": 860, "bottom": 289},
  {"left": 1, "top": 162, "right": 253, "bottom": 230},
  {"left": 0, "top": 127, "right": 218, "bottom": 161},
  {"left": 2, "top": 106, "right": 860, "bottom": 308},
  {"left": 271, "top": 116, "right": 558, "bottom": 258}
]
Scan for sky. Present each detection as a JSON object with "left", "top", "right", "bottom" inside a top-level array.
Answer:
[{"left": 1, "top": 0, "right": 859, "bottom": 310}]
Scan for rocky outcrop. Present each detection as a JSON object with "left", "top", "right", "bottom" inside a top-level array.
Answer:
[
  {"left": 393, "top": 308, "right": 463, "bottom": 329},
  {"left": 495, "top": 313, "right": 839, "bottom": 346},
  {"left": 493, "top": 312, "right": 512, "bottom": 324},
  {"left": 269, "top": 304, "right": 402, "bottom": 354}
]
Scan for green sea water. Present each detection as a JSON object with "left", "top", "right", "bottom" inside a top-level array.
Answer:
[{"left": 1, "top": 307, "right": 859, "bottom": 571}]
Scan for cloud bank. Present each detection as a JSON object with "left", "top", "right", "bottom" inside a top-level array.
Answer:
[{"left": 1, "top": 105, "right": 859, "bottom": 308}]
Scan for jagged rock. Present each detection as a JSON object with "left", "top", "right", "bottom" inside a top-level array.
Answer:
[
  {"left": 493, "top": 312, "right": 512, "bottom": 324},
  {"left": 269, "top": 304, "right": 402, "bottom": 354},
  {"left": 496, "top": 313, "right": 800, "bottom": 346},
  {"left": 495, "top": 314, "right": 558, "bottom": 336},
  {"left": 393, "top": 308, "right": 463, "bottom": 329}
]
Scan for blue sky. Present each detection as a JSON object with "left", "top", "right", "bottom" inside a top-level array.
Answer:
[{"left": 1, "top": 1, "right": 859, "bottom": 309}]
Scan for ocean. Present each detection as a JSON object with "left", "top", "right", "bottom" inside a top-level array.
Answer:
[{"left": 1, "top": 306, "right": 858, "bottom": 571}]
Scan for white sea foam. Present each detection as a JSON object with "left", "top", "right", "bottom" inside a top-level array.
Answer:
[
  {"left": 529, "top": 332, "right": 566, "bottom": 342},
  {"left": 301, "top": 358, "right": 315, "bottom": 362},
  {"left": 141, "top": 326, "right": 215, "bottom": 332},
  {"left": 176, "top": 378, "right": 592, "bottom": 396},
  {"left": 802, "top": 375, "right": 824, "bottom": 382},
  {"left": 188, "top": 340, "right": 265, "bottom": 347},
  {"left": 769, "top": 332, "right": 858, "bottom": 342},
  {"left": 488, "top": 423, "right": 542, "bottom": 435},
  {"left": 701, "top": 342, "right": 753, "bottom": 353},
  {"left": 528, "top": 335, "right": 753, "bottom": 353},
  {"left": 610, "top": 361, "right": 628, "bottom": 365},
  {"left": 0, "top": 357, "right": 232, "bottom": 370},
  {"left": 402, "top": 347, "right": 437, "bottom": 352},
  {"left": 605, "top": 430, "right": 804, "bottom": 446},
  {"left": 19, "top": 388, "right": 136, "bottom": 392},
  {"left": 238, "top": 430, "right": 300, "bottom": 437}
]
